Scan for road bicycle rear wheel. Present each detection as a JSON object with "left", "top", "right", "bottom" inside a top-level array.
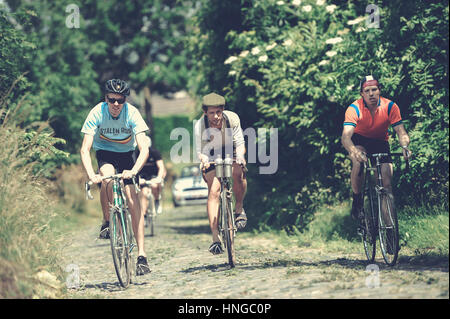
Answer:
[
  {"left": 110, "top": 207, "right": 132, "bottom": 288},
  {"left": 147, "top": 212, "right": 155, "bottom": 237},
  {"left": 146, "top": 196, "right": 155, "bottom": 237},
  {"left": 222, "top": 191, "right": 236, "bottom": 268},
  {"left": 362, "top": 187, "right": 377, "bottom": 262},
  {"left": 378, "top": 193, "right": 399, "bottom": 266}
]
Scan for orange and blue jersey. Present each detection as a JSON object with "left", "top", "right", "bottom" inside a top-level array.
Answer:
[{"left": 343, "top": 97, "right": 403, "bottom": 141}]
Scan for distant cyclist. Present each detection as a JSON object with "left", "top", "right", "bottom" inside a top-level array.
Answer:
[
  {"left": 341, "top": 75, "right": 412, "bottom": 225},
  {"left": 80, "top": 78, "right": 151, "bottom": 275},
  {"left": 133, "top": 136, "right": 166, "bottom": 218},
  {"left": 194, "top": 92, "right": 247, "bottom": 255}
]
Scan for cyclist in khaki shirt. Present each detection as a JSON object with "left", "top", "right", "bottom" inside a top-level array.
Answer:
[{"left": 194, "top": 93, "right": 247, "bottom": 255}]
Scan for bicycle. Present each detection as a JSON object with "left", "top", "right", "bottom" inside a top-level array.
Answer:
[
  {"left": 203, "top": 155, "right": 247, "bottom": 268},
  {"left": 85, "top": 174, "right": 139, "bottom": 288},
  {"left": 359, "top": 152, "right": 409, "bottom": 266},
  {"left": 140, "top": 178, "right": 164, "bottom": 237}
]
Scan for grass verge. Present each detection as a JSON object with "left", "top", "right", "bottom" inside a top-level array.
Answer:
[{"left": 248, "top": 201, "right": 449, "bottom": 262}]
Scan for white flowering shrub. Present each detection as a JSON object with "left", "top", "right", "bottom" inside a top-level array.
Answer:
[{"left": 190, "top": 0, "right": 449, "bottom": 229}]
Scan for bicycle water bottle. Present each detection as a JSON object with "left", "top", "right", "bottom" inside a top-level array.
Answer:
[
  {"left": 215, "top": 156, "right": 224, "bottom": 178},
  {"left": 224, "top": 154, "right": 233, "bottom": 178}
]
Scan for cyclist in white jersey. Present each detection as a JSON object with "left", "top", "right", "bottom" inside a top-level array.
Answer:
[
  {"left": 80, "top": 79, "right": 151, "bottom": 275},
  {"left": 194, "top": 92, "right": 248, "bottom": 255}
]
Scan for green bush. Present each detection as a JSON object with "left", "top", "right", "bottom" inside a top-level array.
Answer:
[
  {"left": 190, "top": 0, "right": 449, "bottom": 230},
  {"left": 152, "top": 114, "right": 193, "bottom": 159}
]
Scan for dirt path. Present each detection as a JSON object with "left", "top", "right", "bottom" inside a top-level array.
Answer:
[{"left": 62, "top": 205, "right": 448, "bottom": 299}]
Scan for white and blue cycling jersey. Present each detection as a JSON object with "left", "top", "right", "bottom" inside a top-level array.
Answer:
[{"left": 81, "top": 102, "right": 149, "bottom": 152}]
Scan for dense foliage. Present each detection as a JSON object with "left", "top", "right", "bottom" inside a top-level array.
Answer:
[
  {"left": 189, "top": 0, "right": 449, "bottom": 230},
  {"left": 2, "top": 0, "right": 193, "bottom": 154},
  {"left": 1, "top": 0, "right": 448, "bottom": 231}
]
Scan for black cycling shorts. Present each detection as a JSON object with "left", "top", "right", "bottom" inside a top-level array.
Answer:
[
  {"left": 139, "top": 172, "right": 158, "bottom": 181},
  {"left": 351, "top": 133, "right": 392, "bottom": 164},
  {"left": 96, "top": 150, "right": 135, "bottom": 185}
]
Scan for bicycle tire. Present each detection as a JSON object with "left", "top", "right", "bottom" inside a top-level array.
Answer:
[
  {"left": 110, "top": 207, "right": 132, "bottom": 288},
  {"left": 378, "top": 193, "right": 399, "bottom": 266},
  {"left": 126, "top": 211, "right": 136, "bottom": 283},
  {"left": 222, "top": 190, "right": 236, "bottom": 268},
  {"left": 148, "top": 213, "right": 155, "bottom": 237},
  {"left": 146, "top": 195, "right": 155, "bottom": 237},
  {"left": 362, "top": 184, "right": 377, "bottom": 262}
]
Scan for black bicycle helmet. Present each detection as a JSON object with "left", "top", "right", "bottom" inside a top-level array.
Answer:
[{"left": 105, "top": 79, "right": 130, "bottom": 96}]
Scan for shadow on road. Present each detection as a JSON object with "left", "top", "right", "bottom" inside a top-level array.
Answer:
[
  {"left": 179, "top": 255, "right": 449, "bottom": 274},
  {"left": 181, "top": 262, "right": 235, "bottom": 273},
  {"left": 236, "top": 258, "right": 368, "bottom": 271},
  {"left": 82, "top": 281, "right": 124, "bottom": 292},
  {"left": 169, "top": 224, "right": 211, "bottom": 235},
  {"left": 82, "top": 280, "right": 148, "bottom": 293}
]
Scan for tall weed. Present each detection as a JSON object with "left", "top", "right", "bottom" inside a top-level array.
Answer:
[{"left": 0, "top": 126, "right": 64, "bottom": 298}]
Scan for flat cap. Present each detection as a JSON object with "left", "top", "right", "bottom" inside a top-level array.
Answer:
[{"left": 202, "top": 93, "right": 225, "bottom": 106}]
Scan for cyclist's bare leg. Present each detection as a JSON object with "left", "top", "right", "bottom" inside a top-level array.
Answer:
[
  {"left": 380, "top": 163, "right": 394, "bottom": 226},
  {"left": 205, "top": 170, "right": 221, "bottom": 243},
  {"left": 139, "top": 186, "right": 151, "bottom": 216},
  {"left": 151, "top": 183, "right": 161, "bottom": 200},
  {"left": 124, "top": 185, "right": 146, "bottom": 257},
  {"left": 350, "top": 145, "right": 367, "bottom": 194},
  {"left": 232, "top": 163, "right": 247, "bottom": 214},
  {"left": 99, "top": 164, "right": 116, "bottom": 223}
]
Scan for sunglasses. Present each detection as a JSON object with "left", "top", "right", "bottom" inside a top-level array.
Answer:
[{"left": 107, "top": 96, "right": 126, "bottom": 104}]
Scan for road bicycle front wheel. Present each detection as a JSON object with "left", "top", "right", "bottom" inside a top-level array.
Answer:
[
  {"left": 222, "top": 192, "right": 236, "bottom": 268},
  {"left": 110, "top": 207, "right": 132, "bottom": 288},
  {"left": 126, "top": 211, "right": 136, "bottom": 283},
  {"left": 362, "top": 187, "right": 377, "bottom": 262},
  {"left": 378, "top": 193, "right": 399, "bottom": 266}
]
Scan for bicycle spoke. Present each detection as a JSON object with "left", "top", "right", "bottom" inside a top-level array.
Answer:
[
  {"left": 110, "top": 209, "right": 131, "bottom": 287},
  {"left": 378, "top": 194, "right": 399, "bottom": 266}
]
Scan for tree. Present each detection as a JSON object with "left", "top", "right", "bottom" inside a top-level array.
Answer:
[
  {"left": 189, "top": 0, "right": 449, "bottom": 230},
  {"left": 81, "top": 0, "right": 194, "bottom": 137}
]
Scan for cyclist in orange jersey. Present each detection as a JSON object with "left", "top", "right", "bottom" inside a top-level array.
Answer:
[{"left": 341, "top": 75, "right": 412, "bottom": 221}]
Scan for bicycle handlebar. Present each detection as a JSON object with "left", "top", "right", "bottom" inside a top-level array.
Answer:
[
  {"left": 85, "top": 174, "right": 139, "bottom": 200},
  {"left": 200, "top": 161, "right": 248, "bottom": 178},
  {"left": 367, "top": 152, "right": 410, "bottom": 171},
  {"left": 358, "top": 152, "right": 410, "bottom": 175},
  {"left": 140, "top": 178, "right": 165, "bottom": 187}
]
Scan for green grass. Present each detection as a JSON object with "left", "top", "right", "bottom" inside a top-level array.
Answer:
[
  {"left": 247, "top": 201, "right": 449, "bottom": 260},
  {"left": 0, "top": 127, "right": 95, "bottom": 298},
  {"left": 0, "top": 128, "right": 66, "bottom": 298},
  {"left": 398, "top": 206, "right": 449, "bottom": 257}
]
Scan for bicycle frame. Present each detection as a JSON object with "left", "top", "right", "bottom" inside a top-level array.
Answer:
[
  {"left": 110, "top": 177, "right": 132, "bottom": 252},
  {"left": 214, "top": 156, "right": 237, "bottom": 268},
  {"left": 218, "top": 176, "right": 235, "bottom": 239},
  {"left": 85, "top": 174, "right": 137, "bottom": 287},
  {"left": 361, "top": 152, "right": 406, "bottom": 266}
]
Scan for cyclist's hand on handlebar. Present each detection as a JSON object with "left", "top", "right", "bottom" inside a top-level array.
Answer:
[
  {"left": 199, "top": 154, "right": 210, "bottom": 170},
  {"left": 236, "top": 155, "right": 246, "bottom": 166},
  {"left": 352, "top": 150, "right": 367, "bottom": 163},
  {"left": 401, "top": 146, "right": 412, "bottom": 160},
  {"left": 122, "top": 169, "right": 136, "bottom": 180},
  {"left": 90, "top": 174, "right": 103, "bottom": 185}
]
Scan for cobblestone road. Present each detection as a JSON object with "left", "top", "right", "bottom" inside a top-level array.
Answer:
[{"left": 62, "top": 205, "right": 449, "bottom": 299}]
